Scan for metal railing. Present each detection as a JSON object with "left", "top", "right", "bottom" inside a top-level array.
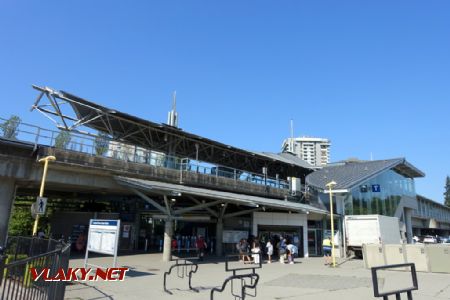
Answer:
[
  {"left": 0, "top": 236, "right": 71, "bottom": 300},
  {"left": 0, "top": 117, "right": 290, "bottom": 190}
]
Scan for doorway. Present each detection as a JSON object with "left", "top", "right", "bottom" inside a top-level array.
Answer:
[
  {"left": 308, "top": 229, "right": 323, "bottom": 256},
  {"left": 257, "top": 225, "right": 304, "bottom": 257}
]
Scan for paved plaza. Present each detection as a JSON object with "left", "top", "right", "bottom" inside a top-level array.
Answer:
[{"left": 65, "top": 254, "right": 450, "bottom": 300}]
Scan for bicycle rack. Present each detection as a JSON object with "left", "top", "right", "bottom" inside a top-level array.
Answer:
[
  {"left": 163, "top": 258, "right": 199, "bottom": 295},
  {"left": 210, "top": 254, "right": 262, "bottom": 300},
  {"left": 371, "top": 263, "right": 418, "bottom": 300},
  {"left": 210, "top": 272, "right": 260, "bottom": 300}
]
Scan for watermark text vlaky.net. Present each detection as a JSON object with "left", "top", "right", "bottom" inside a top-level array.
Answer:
[{"left": 30, "top": 267, "right": 129, "bottom": 282}]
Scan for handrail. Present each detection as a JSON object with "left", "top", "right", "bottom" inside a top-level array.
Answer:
[{"left": 0, "top": 116, "right": 290, "bottom": 190}]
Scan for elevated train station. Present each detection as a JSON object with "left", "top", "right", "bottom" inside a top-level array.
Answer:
[{"left": 0, "top": 85, "right": 329, "bottom": 261}]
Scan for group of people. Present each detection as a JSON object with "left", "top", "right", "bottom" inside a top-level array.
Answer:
[
  {"left": 236, "top": 239, "right": 262, "bottom": 264},
  {"left": 270, "top": 237, "right": 298, "bottom": 264},
  {"left": 237, "top": 236, "right": 298, "bottom": 265}
]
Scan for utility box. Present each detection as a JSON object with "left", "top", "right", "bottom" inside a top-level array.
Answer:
[{"left": 289, "top": 177, "right": 301, "bottom": 196}]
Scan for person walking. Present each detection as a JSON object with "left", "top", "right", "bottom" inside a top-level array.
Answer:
[
  {"left": 322, "top": 236, "right": 332, "bottom": 265},
  {"left": 265, "top": 240, "right": 273, "bottom": 263}
]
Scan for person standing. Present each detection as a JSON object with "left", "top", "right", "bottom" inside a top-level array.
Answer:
[
  {"left": 237, "top": 239, "right": 243, "bottom": 261},
  {"left": 286, "top": 241, "right": 294, "bottom": 264},
  {"left": 265, "top": 240, "right": 273, "bottom": 263},
  {"left": 241, "top": 239, "right": 251, "bottom": 263},
  {"left": 279, "top": 238, "right": 287, "bottom": 264},
  {"left": 196, "top": 235, "right": 207, "bottom": 261},
  {"left": 251, "top": 242, "right": 261, "bottom": 264},
  {"left": 322, "top": 236, "right": 332, "bottom": 265}
]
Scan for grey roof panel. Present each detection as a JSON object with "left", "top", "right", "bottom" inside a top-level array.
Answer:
[
  {"left": 255, "top": 152, "right": 314, "bottom": 170},
  {"left": 306, "top": 158, "right": 425, "bottom": 190}
]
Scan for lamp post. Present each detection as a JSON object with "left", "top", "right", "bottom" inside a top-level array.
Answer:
[
  {"left": 326, "top": 180, "right": 337, "bottom": 268},
  {"left": 32, "top": 156, "right": 56, "bottom": 236}
]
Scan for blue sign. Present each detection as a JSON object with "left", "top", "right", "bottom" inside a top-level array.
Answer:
[
  {"left": 372, "top": 184, "right": 381, "bottom": 192},
  {"left": 91, "top": 220, "right": 118, "bottom": 226}
]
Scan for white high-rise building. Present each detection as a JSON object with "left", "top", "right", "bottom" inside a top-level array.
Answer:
[{"left": 281, "top": 137, "right": 331, "bottom": 167}]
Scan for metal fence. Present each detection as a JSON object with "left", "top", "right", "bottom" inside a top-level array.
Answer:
[
  {"left": 0, "top": 236, "right": 71, "bottom": 300},
  {"left": 0, "top": 116, "right": 289, "bottom": 190}
]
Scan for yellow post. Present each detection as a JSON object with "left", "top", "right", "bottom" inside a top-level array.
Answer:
[
  {"left": 32, "top": 156, "right": 56, "bottom": 236},
  {"left": 326, "top": 181, "right": 337, "bottom": 268},
  {"left": 24, "top": 263, "right": 33, "bottom": 287},
  {"left": 3, "top": 256, "right": 10, "bottom": 279}
]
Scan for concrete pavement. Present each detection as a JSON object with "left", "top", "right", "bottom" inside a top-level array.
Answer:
[{"left": 65, "top": 254, "right": 450, "bottom": 300}]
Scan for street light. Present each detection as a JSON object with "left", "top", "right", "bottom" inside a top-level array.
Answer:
[
  {"left": 32, "top": 156, "right": 56, "bottom": 236},
  {"left": 326, "top": 180, "right": 337, "bottom": 268}
]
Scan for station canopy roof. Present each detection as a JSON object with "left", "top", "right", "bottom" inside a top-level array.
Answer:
[
  {"left": 31, "top": 85, "right": 313, "bottom": 178},
  {"left": 115, "top": 176, "right": 328, "bottom": 215}
]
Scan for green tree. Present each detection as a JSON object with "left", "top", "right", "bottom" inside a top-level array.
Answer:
[
  {"left": 8, "top": 206, "right": 34, "bottom": 236},
  {"left": 0, "top": 115, "right": 21, "bottom": 139},
  {"left": 54, "top": 131, "right": 71, "bottom": 149},
  {"left": 94, "top": 131, "right": 110, "bottom": 156},
  {"left": 445, "top": 176, "right": 450, "bottom": 207}
]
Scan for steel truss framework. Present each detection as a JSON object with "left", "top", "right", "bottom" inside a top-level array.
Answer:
[{"left": 31, "top": 85, "right": 312, "bottom": 179}]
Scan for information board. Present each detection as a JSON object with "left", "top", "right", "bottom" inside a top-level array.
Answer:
[
  {"left": 222, "top": 230, "right": 248, "bottom": 243},
  {"left": 85, "top": 219, "right": 121, "bottom": 268}
]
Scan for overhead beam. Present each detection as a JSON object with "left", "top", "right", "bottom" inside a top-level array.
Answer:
[
  {"left": 173, "top": 200, "right": 223, "bottom": 215},
  {"left": 153, "top": 215, "right": 211, "bottom": 221},
  {"left": 163, "top": 195, "right": 172, "bottom": 216},
  {"left": 131, "top": 188, "right": 167, "bottom": 214},
  {"left": 188, "top": 196, "right": 218, "bottom": 217},
  {"left": 220, "top": 203, "right": 228, "bottom": 218},
  {"left": 223, "top": 208, "right": 262, "bottom": 219}
]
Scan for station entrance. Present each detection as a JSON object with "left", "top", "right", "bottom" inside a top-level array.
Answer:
[
  {"left": 138, "top": 213, "right": 216, "bottom": 254},
  {"left": 257, "top": 225, "right": 304, "bottom": 257}
]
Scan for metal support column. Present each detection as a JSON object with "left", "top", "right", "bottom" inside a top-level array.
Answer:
[
  {"left": 215, "top": 218, "right": 223, "bottom": 257},
  {"left": 163, "top": 218, "right": 173, "bottom": 262},
  {"left": 404, "top": 208, "right": 413, "bottom": 244}
]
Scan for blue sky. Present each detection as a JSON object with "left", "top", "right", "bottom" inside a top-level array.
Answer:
[{"left": 1, "top": 1, "right": 449, "bottom": 202}]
